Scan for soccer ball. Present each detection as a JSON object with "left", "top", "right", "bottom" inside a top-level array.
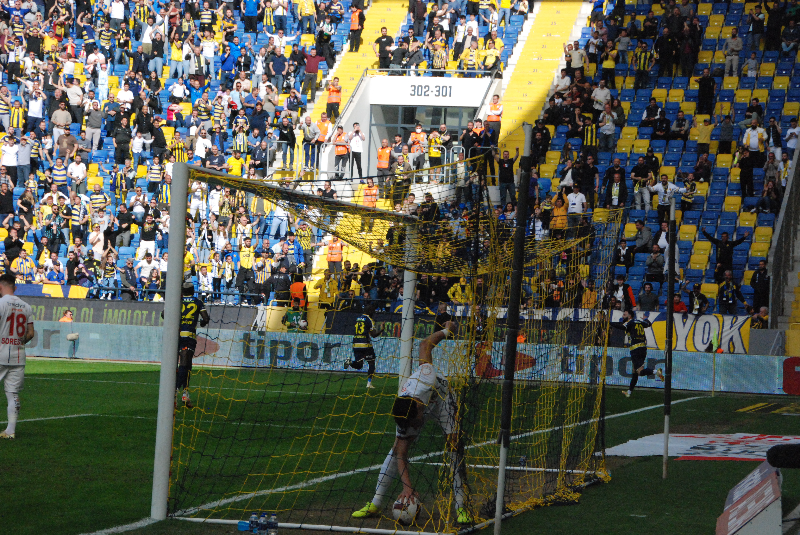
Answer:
[
  {"left": 298, "top": 319, "right": 308, "bottom": 330},
  {"left": 392, "top": 497, "right": 419, "bottom": 526}
]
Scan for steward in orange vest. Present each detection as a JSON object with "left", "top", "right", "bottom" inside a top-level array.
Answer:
[
  {"left": 326, "top": 76, "right": 342, "bottom": 120},
  {"left": 333, "top": 125, "right": 350, "bottom": 179},
  {"left": 349, "top": 5, "right": 365, "bottom": 53}
]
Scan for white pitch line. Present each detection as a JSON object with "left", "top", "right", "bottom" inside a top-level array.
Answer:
[
  {"left": 0, "top": 412, "right": 395, "bottom": 436},
  {"left": 77, "top": 517, "right": 160, "bottom": 535},
  {"left": 174, "top": 396, "right": 707, "bottom": 517}
]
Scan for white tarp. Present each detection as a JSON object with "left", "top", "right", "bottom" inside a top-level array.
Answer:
[{"left": 606, "top": 433, "right": 800, "bottom": 461}]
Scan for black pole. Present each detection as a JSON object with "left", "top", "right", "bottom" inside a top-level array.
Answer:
[
  {"left": 493, "top": 122, "right": 532, "bottom": 534},
  {"left": 663, "top": 198, "right": 676, "bottom": 479}
]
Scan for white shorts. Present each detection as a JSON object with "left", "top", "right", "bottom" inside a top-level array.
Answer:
[
  {"left": 0, "top": 365, "right": 25, "bottom": 393},
  {"left": 396, "top": 390, "right": 458, "bottom": 440}
]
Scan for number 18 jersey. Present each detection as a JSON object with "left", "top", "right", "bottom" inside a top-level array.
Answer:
[{"left": 0, "top": 294, "right": 33, "bottom": 365}]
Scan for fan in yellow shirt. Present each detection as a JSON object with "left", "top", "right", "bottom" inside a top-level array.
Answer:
[{"left": 226, "top": 150, "right": 247, "bottom": 176}]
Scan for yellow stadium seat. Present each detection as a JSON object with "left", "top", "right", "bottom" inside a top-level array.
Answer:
[
  {"left": 724, "top": 196, "right": 741, "bottom": 212},
  {"left": 623, "top": 76, "right": 636, "bottom": 89},
  {"left": 715, "top": 102, "right": 731, "bottom": 115},
  {"left": 136, "top": 165, "right": 147, "bottom": 178},
  {"left": 681, "top": 101, "right": 696, "bottom": 115},
  {"left": 615, "top": 76, "right": 625, "bottom": 89},
  {"left": 743, "top": 270, "right": 754, "bottom": 285},
  {"left": 651, "top": 89, "right": 667, "bottom": 103},
  {"left": 689, "top": 78, "right": 700, "bottom": 90},
  {"left": 709, "top": 14, "right": 724, "bottom": 27},
  {"left": 668, "top": 89, "right": 685, "bottom": 103},
  {"left": 690, "top": 254, "right": 709, "bottom": 270},
  {"left": 621, "top": 126, "right": 638, "bottom": 140},
  {"left": 660, "top": 165, "right": 676, "bottom": 178},
  {"left": 705, "top": 27, "right": 721, "bottom": 40},
  {"left": 539, "top": 164, "right": 555, "bottom": 179},
  {"left": 759, "top": 63, "right": 776, "bottom": 77},
  {"left": 729, "top": 167, "right": 740, "bottom": 183},
  {"left": 680, "top": 224, "right": 698, "bottom": 241},
  {"left": 722, "top": 76, "right": 739, "bottom": 90},
  {"left": 701, "top": 283, "right": 719, "bottom": 301},
  {"left": 785, "top": 102, "right": 800, "bottom": 116},
  {"left": 616, "top": 139, "right": 633, "bottom": 153},
  {"left": 754, "top": 227, "right": 773, "bottom": 243},
  {"left": 0, "top": 228, "right": 7, "bottom": 240},
  {"left": 695, "top": 182, "right": 709, "bottom": 196},
  {"left": 546, "top": 151, "right": 560, "bottom": 165},
  {"left": 624, "top": 223, "right": 637, "bottom": 239},
  {"left": 750, "top": 242, "right": 769, "bottom": 257},
  {"left": 87, "top": 163, "right": 99, "bottom": 176},
  {"left": 593, "top": 208, "right": 609, "bottom": 222},
  {"left": 738, "top": 212, "right": 756, "bottom": 227},
  {"left": 22, "top": 242, "right": 33, "bottom": 254},
  {"left": 774, "top": 76, "right": 790, "bottom": 90},
  {"left": 698, "top": 51, "right": 714, "bottom": 64},
  {"left": 720, "top": 26, "right": 734, "bottom": 39},
  {"left": 713, "top": 51, "right": 727, "bottom": 64},
  {"left": 752, "top": 89, "right": 769, "bottom": 103},
  {"left": 693, "top": 241, "right": 712, "bottom": 256},
  {"left": 697, "top": 3, "right": 712, "bottom": 15},
  {"left": 689, "top": 127, "right": 700, "bottom": 141},
  {"left": 716, "top": 154, "right": 733, "bottom": 168},
  {"left": 633, "top": 139, "right": 650, "bottom": 153},
  {"left": 734, "top": 89, "right": 751, "bottom": 104}
]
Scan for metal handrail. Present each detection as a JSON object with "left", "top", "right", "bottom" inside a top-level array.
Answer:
[{"left": 767, "top": 145, "right": 800, "bottom": 328}]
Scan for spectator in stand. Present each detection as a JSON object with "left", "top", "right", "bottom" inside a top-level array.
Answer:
[
  {"left": 702, "top": 227, "right": 750, "bottom": 283},
  {"left": 645, "top": 244, "right": 664, "bottom": 283},
  {"left": 717, "top": 270, "right": 749, "bottom": 315},
  {"left": 682, "top": 282, "right": 709, "bottom": 316},
  {"left": 634, "top": 220, "right": 653, "bottom": 254},
  {"left": 637, "top": 283, "right": 659, "bottom": 312},
  {"left": 750, "top": 259, "right": 771, "bottom": 312}
]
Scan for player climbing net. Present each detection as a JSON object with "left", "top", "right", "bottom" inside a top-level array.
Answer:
[{"left": 167, "top": 160, "right": 623, "bottom": 533}]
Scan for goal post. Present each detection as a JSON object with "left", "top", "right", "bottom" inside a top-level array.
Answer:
[{"left": 151, "top": 162, "right": 190, "bottom": 520}]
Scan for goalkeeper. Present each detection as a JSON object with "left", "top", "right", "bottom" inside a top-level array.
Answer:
[
  {"left": 174, "top": 282, "right": 210, "bottom": 408},
  {"left": 352, "top": 321, "right": 472, "bottom": 524}
]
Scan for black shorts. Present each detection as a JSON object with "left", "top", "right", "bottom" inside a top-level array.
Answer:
[
  {"left": 351, "top": 347, "right": 375, "bottom": 369},
  {"left": 631, "top": 347, "right": 647, "bottom": 370}
]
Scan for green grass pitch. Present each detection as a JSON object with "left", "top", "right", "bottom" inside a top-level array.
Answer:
[{"left": 2, "top": 358, "right": 798, "bottom": 535}]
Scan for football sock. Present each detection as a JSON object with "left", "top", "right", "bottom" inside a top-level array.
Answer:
[
  {"left": 629, "top": 373, "right": 639, "bottom": 392},
  {"left": 5, "top": 392, "right": 18, "bottom": 435},
  {"left": 449, "top": 451, "right": 466, "bottom": 509},
  {"left": 176, "top": 366, "right": 191, "bottom": 391},
  {"left": 372, "top": 448, "right": 398, "bottom": 508}
]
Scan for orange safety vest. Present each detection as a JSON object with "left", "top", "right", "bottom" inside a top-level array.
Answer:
[
  {"left": 363, "top": 185, "right": 378, "bottom": 207},
  {"left": 327, "top": 241, "right": 343, "bottom": 262},
  {"left": 290, "top": 281, "right": 307, "bottom": 307},
  {"left": 376, "top": 147, "right": 391, "bottom": 168},
  {"left": 327, "top": 85, "right": 341, "bottom": 104},
  {"left": 487, "top": 103, "right": 502, "bottom": 122},
  {"left": 334, "top": 132, "right": 349, "bottom": 155},
  {"left": 473, "top": 126, "right": 484, "bottom": 136},
  {"left": 317, "top": 119, "right": 330, "bottom": 141},
  {"left": 350, "top": 9, "right": 361, "bottom": 30},
  {"left": 409, "top": 131, "right": 426, "bottom": 153}
]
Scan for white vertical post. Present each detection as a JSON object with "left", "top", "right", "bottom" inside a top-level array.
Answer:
[
  {"left": 398, "top": 227, "right": 417, "bottom": 393},
  {"left": 151, "top": 162, "right": 190, "bottom": 520}
]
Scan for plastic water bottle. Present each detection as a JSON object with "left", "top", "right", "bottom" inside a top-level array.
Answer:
[
  {"left": 267, "top": 513, "right": 278, "bottom": 535},
  {"left": 257, "top": 513, "right": 267, "bottom": 534},
  {"left": 249, "top": 512, "right": 259, "bottom": 533}
]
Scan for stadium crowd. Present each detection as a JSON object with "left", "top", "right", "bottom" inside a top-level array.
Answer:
[{"left": 0, "top": 0, "right": 786, "bottom": 327}]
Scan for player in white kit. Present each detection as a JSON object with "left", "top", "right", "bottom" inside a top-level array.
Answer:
[
  {"left": 0, "top": 274, "right": 35, "bottom": 439},
  {"left": 188, "top": 181, "right": 208, "bottom": 221},
  {"left": 352, "top": 321, "right": 473, "bottom": 524}
]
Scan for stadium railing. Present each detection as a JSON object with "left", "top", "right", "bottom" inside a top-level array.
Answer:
[{"left": 767, "top": 141, "right": 800, "bottom": 328}]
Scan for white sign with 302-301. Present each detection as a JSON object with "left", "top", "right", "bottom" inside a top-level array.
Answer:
[{"left": 368, "top": 76, "right": 493, "bottom": 107}]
